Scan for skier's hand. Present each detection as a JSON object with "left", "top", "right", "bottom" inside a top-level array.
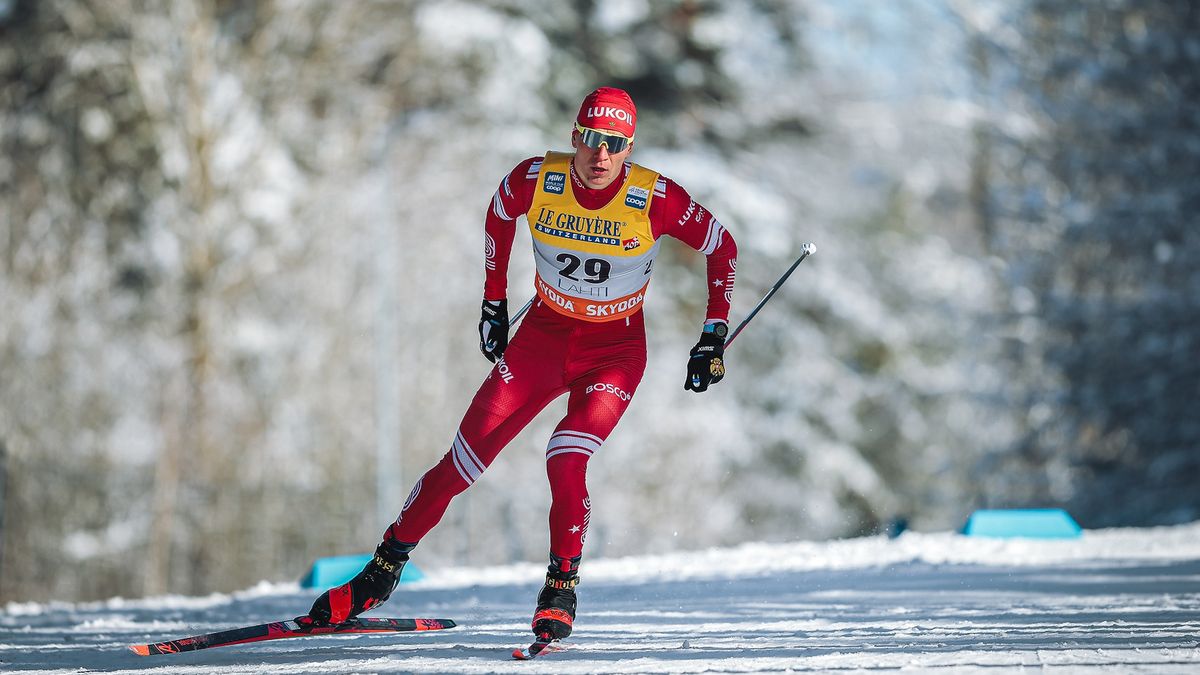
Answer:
[
  {"left": 684, "top": 322, "right": 727, "bottom": 393},
  {"left": 478, "top": 298, "right": 509, "bottom": 363}
]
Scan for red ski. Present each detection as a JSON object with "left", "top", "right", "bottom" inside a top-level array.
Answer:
[{"left": 129, "top": 616, "right": 456, "bottom": 656}]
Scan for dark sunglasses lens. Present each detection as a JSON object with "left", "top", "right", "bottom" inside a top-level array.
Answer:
[{"left": 580, "top": 128, "right": 628, "bottom": 153}]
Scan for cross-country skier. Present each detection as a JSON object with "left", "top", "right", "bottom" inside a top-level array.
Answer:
[{"left": 300, "top": 87, "right": 738, "bottom": 643}]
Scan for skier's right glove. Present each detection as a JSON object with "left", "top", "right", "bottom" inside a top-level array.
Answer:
[
  {"left": 478, "top": 298, "right": 509, "bottom": 363},
  {"left": 684, "top": 321, "right": 727, "bottom": 393}
]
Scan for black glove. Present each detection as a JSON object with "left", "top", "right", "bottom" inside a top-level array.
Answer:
[
  {"left": 478, "top": 299, "right": 509, "bottom": 363},
  {"left": 684, "top": 322, "right": 727, "bottom": 393}
]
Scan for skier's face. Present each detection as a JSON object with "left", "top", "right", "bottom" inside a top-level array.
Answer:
[{"left": 571, "top": 128, "right": 633, "bottom": 190}]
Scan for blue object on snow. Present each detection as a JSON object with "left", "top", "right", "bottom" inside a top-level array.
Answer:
[
  {"left": 300, "top": 554, "right": 424, "bottom": 588},
  {"left": 961, "top": 509, "right": 1082, "bottom": 539}
]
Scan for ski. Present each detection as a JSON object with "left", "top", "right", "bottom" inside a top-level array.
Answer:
[
  {"left": 129, "top": 616, "right": 456, "bottom": 656},
  {"left": 512, "top": 634, "right": 568, "bottom": 660}
]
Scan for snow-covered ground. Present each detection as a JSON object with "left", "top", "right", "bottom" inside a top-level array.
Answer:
[{"left": 4, "top": 523, "right": 1199, "bottom": 673}]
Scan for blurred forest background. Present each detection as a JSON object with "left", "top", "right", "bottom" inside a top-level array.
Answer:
[{"left": 2, "top": 0, "right": 1197, "bottom": 603}]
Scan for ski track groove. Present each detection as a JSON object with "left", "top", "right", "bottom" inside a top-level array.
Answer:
[{"left": 3, "top": 536, "right": 1200, "bottom": 673}]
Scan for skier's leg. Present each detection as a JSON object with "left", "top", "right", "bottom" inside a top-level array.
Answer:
[
  {"left": 533, "top": 350, "right": 646, "bottom": 639},
  {"left": 382, "top": 365, "right": 566, "bottom": 544},
  {"left": 307, "top": 311, "right": 568, "bottom": 625},
  {"left": 544, "top": 372, "right": 643, "bottom": 554}
]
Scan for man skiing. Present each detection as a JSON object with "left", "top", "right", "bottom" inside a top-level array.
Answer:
[{"left": 300, "top": 87, "right": 738, "bottom": 645}]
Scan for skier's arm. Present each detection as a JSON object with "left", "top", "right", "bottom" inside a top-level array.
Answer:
[
  {"left": 484, "top": 157, "right": 539, "bottom": 301},
  {"left": 479, "top": 157, "right": 539, "bottom": 362},
  {"left": 650, "top": 177, "right": 738, "bottom": 393},
  {"left": 650, "top": 178, "right": 738, "bottom": 325}
]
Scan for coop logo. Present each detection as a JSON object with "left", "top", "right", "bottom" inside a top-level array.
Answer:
[
  {"left": 585, "top": 382, "right": 633, "bottom": 402},
  {"left": 625, "top": 185, "right": 649, "bottom": 209},
  {"left": 544, "top": 171, "right": 565, "bottom": 195}
]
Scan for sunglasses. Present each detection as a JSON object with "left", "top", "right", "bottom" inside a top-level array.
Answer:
[{"left": 575, "top": 123, "right": 633, "bottom": 153}]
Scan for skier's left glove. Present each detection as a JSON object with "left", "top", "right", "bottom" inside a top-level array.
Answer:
[
  {"left": 478, "top": 298, "right": 509, "bottom": 363},
  {"left": 684, "top": 321, "right": 728, "bottom": 393}
]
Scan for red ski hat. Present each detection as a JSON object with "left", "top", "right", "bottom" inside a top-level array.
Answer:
[{"left": 576, "top": 87, "right": 637, "bottom": 138}]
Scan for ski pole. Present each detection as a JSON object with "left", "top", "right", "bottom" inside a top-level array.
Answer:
[
  {"left": 725, "top": 242, "right": 817, "bottom": 348},
  {"left": 511, "top": 297, "right": 535, "bottom": 324},
  {"left": 509, "top": 241, "right": 816, "bottom": 342}
]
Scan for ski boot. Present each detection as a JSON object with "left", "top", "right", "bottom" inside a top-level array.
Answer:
[
  {"left": 531, "top": 553, "right": 580, "bottom": 640},
  {"left": 299, "top": 539, "right": 415, "bottom": 627}
]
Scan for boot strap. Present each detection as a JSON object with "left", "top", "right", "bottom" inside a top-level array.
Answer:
[
  {"left": 372, "top": 552, "right": 404, "bottom": 575},
  {"left": 544, "top": 574, "right": 579, "bottom": 590},
  {"left": 372, "top": 540, "right": 414, "bottom": 575}
]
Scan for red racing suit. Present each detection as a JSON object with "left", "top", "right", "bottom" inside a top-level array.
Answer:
[{"left": 385, "top": 152, "right": 737, "bottom": 560}]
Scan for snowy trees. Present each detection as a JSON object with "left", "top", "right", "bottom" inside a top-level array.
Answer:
[
  {"left": 1, "top": 1, "right": 388, "bottom": 600},
  {"left": 979, "top": 0, "right": 1200, "bottom": 526},
  {"left": 2, "top": 0, "right": 1196, "bottom": 603}
]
